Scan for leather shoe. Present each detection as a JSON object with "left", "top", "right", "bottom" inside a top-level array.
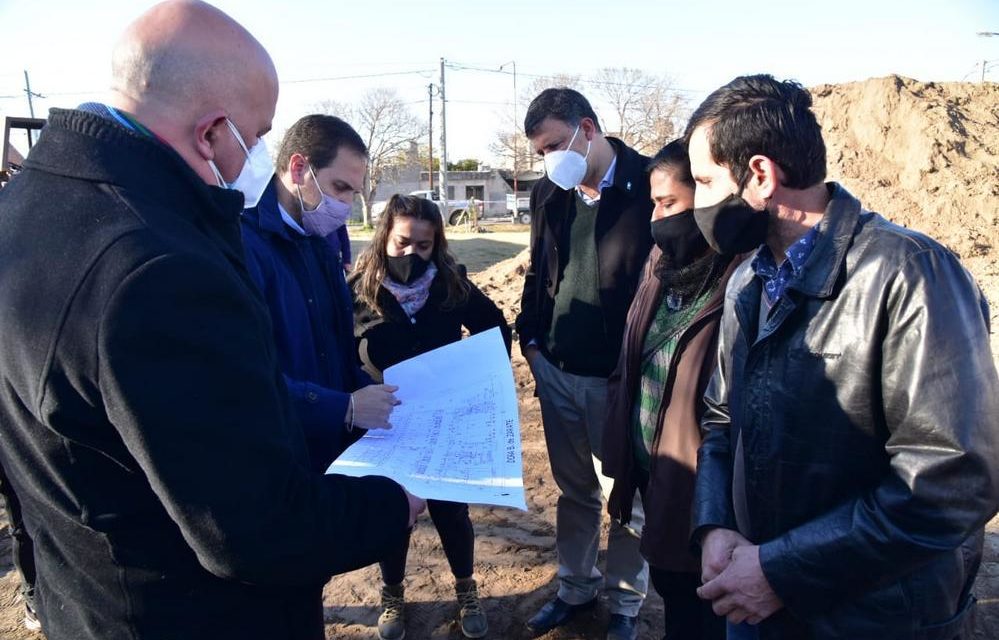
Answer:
[
  {"left": 606, "top": 613, "right": 638, "bottom": 640},
  {"left": 525, "top": 597, "right": 596, "bottom": 636}
]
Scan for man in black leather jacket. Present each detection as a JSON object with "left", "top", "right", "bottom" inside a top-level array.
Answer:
[{"left": 687, "top": 74, "right": 999, "bottom": 640}]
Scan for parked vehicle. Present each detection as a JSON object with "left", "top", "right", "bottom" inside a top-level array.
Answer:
[
  {"left": 505, "top": 193, "right": 531, "bottom": 225},
  {"left": 1, "top": 116, "right": 45, "bottom": 190},
  {"left": 371, "top": 189, "right": 469, "bottom": 226}
]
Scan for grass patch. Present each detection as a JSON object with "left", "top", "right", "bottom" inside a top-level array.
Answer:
[{"left": 349, "top": 231, "right": 529, "bottom": 274}]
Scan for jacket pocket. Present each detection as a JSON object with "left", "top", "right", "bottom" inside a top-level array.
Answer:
[
  {"left": 810, "top": 578, "right": 915, "bottom": 639},
  {"left": 913, "top": 594, "right": 975, "bottom": 640}
]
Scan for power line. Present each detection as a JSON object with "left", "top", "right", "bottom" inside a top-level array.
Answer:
[
  {"left": 32, "top": 89, "right": 104, "bottom": 97},
  {"left": 282, "top": 69, "right": 435, "bottom": 84},
  {"left": 448, "top": 98, "right": 514, "bottom": 106},
  {"left": 444, "top": 61, "right": 707, "bottom": 95},
  {"left": 0, "top": 68, "right": 437, "bottom": 100}
]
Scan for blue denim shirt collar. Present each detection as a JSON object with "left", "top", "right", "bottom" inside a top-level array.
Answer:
[{"left": 751, "top": 225, "right": 820, "bottom": 304}]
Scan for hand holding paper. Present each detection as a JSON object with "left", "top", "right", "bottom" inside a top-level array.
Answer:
[{"left": 328, "top": 328, "right": 526, "bottom": 510}]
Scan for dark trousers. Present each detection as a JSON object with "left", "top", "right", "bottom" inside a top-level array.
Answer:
[
  {"left": 380, "top": 499, "right": 473, "bottom": 585},
  {"left": 649, "top": 567, "right": 724, "bottom": 640},
  {"left": 726, "top": 621, "right": 760, "bottom": 639},
  {"left": 0, "top": 461, "right": 36, "bottom": 610}
]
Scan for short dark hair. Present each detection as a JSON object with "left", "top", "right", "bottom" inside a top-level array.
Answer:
[
  {"left": 647, "top": 139, "right": 694, "bottom": 189},
  {"left": 275, "top": 114, "right": 368, "bottom": 174},
  {"left": 684, "top": 74, "right": 826, "bottom": 190},
  {"left": 524, "top": 88, "right": 602, "bottom": 138}
]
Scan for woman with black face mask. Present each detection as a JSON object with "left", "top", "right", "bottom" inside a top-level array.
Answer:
[
  {"left": 349, "top": 194, "right": 511, "bottom": 640},
  {"left": 602, "top": 141, "right": 742, "bottom": 640}
]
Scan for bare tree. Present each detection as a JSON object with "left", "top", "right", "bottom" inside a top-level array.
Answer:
[
  {"left": 315, "top": 89, "right": 424, "bottom": 227},
  {"left": 591, "top": 67, "right": 687, "bottom": 154},
  {"left": 489, "top": 73, "right": 582, "bottom": 174},
  {"left": 488, "top": 109, "right": 536, "bottom": 175},
  {"left": 521, "top": 73, "right": 583, "bottom": 102},
  {"left": 313, "top": 99, "right": 351, "bottom": 120}
]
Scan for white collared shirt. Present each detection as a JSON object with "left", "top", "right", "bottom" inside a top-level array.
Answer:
[
  {"left": 278, "top": 202, "right": 307, "bottom": 236},
  {"left": 577, "top": 154, "right": 618, "bottom": 206}
]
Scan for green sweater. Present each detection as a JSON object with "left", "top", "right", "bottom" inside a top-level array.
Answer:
[
  {"left": 545, "top": 193, "right": 617, "bottom": 376},
  {"left": 631, "top": 290, "right": 712, "bottom": 471}
]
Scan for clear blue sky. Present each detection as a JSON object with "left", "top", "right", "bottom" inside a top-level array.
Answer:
[{"left": 1, "top": 0, "right": 996, "bottom": 162}]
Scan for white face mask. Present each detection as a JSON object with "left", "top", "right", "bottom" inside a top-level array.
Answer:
[
  {"left": 208, "top": 118, "right": 274, "bottom": 209},
  {"left": 543, "top": 124, "right": 591, "bottom": 190}
]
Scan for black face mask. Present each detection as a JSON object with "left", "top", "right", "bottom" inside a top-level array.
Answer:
[
  {"left": 386, "top": 253, "right": 431, "bottom": 285},
  {"left": 650, "top": 210, "right": 710, "bottom": 269},
  {"left": 692, "top": 192, "right": 769, "bottom": 255}
]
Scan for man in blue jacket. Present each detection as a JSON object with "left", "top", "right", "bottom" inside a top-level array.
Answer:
[{"left": 241, "top": 114, "right": 398, "bottom": 471}]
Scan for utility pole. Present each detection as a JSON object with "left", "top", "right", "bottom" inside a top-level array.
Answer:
[
  {"left": 439, "top": 57, "right": 449, "bottom": 211},
  {"left": 23, "top": 70, "right": 44, "bottom": 146},
  {"left": 23, "top": 70, "right": 36, "bottom": 118},
  {"left": 427, "top": 83, "right": 435, "bottom": 191},
  {"left": 512, "top": 64, "right": 518, "bottom": 201},
  {"left": 499, "top": 61, "right": 519, "bottom": 210},
  {"left": 977, "top": 32, "right": 998, "bottom": 83}
]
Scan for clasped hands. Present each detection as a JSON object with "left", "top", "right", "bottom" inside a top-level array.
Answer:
[{"left": 697, "top": 528, "right": 784, "bottom": 626}]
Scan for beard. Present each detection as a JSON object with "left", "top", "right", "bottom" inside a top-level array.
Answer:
[{"left": 654, "top": 249, "right": 729, "bottom": 307}]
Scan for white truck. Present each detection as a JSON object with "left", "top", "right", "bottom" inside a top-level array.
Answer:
[
  {"left": 410, "top": 189, "right": 473, "bottom": 226},
  {"left": 505, "top": 193, "right": 532, "bottom": 225},
  {"left": 371, "top": 189, "right": 470, "bottom": 226}
]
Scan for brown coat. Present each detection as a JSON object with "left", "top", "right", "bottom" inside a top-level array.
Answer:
[{"left": 602, "top": 246, "right": 736, "bottom": 572}]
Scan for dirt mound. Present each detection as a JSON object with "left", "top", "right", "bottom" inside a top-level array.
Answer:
[
  {"left": 478, "top": 77, "right": 999, "bottom": 291},
  {"left": 2, "top": 76, "right": 997, "bottom": 640},
  {"left": 470, "top": 248, "right": 531, "bottom": 325},
  {"left": 812, "top": 76, "right": 999, "bottom": 263}
]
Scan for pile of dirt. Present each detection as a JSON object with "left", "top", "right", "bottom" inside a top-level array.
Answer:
[
  {"left": 470, "top": 248, "right": 530, "bottom": 325},
  {"left": 2, "top": 76, "right": 997, "bottom": 640},
  {"left": 812, "top": 76, "right": 999, "bottom": 268},
  {"left": 473, "top": 76, "right": 999, "bottom": 335}
]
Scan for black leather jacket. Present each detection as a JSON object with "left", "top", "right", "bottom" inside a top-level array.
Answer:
[{"left": 692, "top": 184, "right": 999, "bottom": 639}]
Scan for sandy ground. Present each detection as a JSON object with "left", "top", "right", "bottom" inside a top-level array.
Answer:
[
  {"left": 3, "top": 233, "right": 997, "bottom": 639},
  {"left": 2, "top": 75, "right": 998, "bottom": 639},
  {"left": 4, "top": 339, "right": 999, "bottom": 640}
]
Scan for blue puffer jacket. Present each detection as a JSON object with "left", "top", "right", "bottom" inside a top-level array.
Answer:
[{"left": 241, "top": 178, "right": 372, "bottom": 471}]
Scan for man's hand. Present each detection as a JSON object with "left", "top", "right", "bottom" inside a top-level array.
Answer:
[
  {"left": 697, "top": 545, "right": 784, "bottom": 625},
  {"left": 349, "top": 384, "right": 400, "bottom": 429},
  {"left": 700, "top": 527, "right": 752, "bottom": 583},
  {"left": 404, "top": 488, "right": 426, "bottom": 528}
]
